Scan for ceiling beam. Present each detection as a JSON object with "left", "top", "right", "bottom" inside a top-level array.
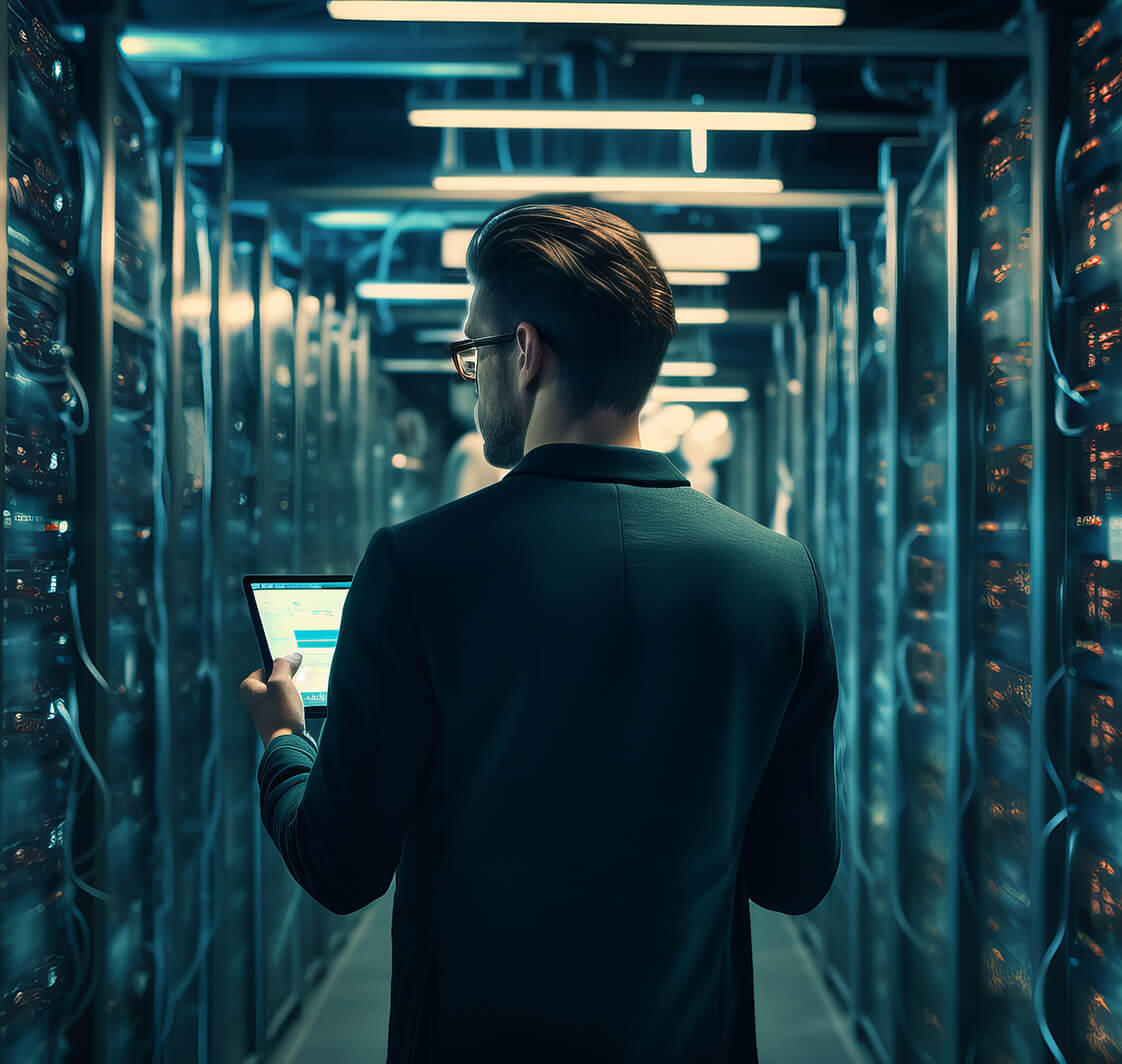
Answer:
[
  {"left": 525, "top": 26, "right": 1027, "bottom": 58},
  {"left": 268, "top": 184, "right": 883, "bottom": 209}
]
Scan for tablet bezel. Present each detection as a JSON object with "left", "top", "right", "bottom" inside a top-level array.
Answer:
[{"left": 242, "top": 574, "right": 353, "bottom": 719}]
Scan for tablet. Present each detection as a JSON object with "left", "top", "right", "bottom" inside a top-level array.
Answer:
[{"left": 243, "top": 575, "right": 353, "bottom": 717}]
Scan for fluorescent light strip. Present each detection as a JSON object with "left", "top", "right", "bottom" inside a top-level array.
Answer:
[
  {"left": 676, "top": 308, "right": 729, "bottom": 324},
  {"left": 651, "top": 385, "right": 749, "bottom": 402},
  {"left": 433, "top": 174, "right": 782, "bottom": 194},
  {"left": 408, "top": 106, "right": 816, "bottom": 131},
  {"left": 356, "top": 281, "right": 473, "bottom": 300},
  {"left": 664, "top": 271, "right": 729, "bottom": 285},
  {"left": 379, "top": 360, "right": 727, "bottom": 380},
  {"left": 659, "top": 362, "right": 718, "bottom": 377},
  {"left": 691, "top": 128, "right": 707, "bottom": 173},
  {"left": 442, "top": 230, "right": 760, "bottom": 271},
  {"left": 329, "top": 2, "right": 845, "bottom": 26},
  {"left": 414, "top": 328, "right": 467, "bottom": 343},
  {"left": 309, "top": 209, "right": 397, "bottom": 228},
  {"left": 380, "top": 359, "right": 459, "bottom": 373}
]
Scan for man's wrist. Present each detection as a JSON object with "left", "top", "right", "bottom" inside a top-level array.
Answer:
[{"left": 267, "top": 727, "right": 296, "bottom": 744}]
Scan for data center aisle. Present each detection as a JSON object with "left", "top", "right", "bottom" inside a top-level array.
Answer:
[{"left": 268, "top": 887, "right": 870, "bottom": 1064}]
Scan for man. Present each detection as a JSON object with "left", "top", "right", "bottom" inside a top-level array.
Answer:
[{"left": 241, "top": 202, "right": 840, "bottom": 1064}]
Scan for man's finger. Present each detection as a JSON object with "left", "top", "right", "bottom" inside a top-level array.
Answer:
[
  {"left": 270, "top": 652, "right": 303, "bottom": 682},
  {"left": 240, "top": 670, "right": 267, "bottom": 696}
]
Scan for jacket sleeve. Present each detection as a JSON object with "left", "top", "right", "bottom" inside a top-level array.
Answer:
[
  {"left": 257, "top": 525, "right": 439, "bottom": 915},
  {"left": 741, "top": 543, "right": 841, "bottom": 915}
]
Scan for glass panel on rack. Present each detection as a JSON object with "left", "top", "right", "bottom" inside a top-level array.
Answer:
[
  {"left": 214, "top": 239, "right": 260, "bottom": 1064},
  {"left": 7, "top": 0, "right": 78, "bottom": 116},
  {"left": 3, "top": 7, "right": 84, "bottom": 1057},
  {"left": 1069, "top": 17, "right": 1122, "bottom": 1054},
  {"left": 858, "top": 216, "right": 894, "bottom": 1057},
  {"left": 105, "top": 295, "right": 160, "bottom": 1060},
  {"left": 1073, "top": 13, "right": 1122, "bottom": 188},
  {"left": 897, "top": 136, "right": 954, "bottom": 1061},
  {"left": 972, "top": 84, "right": 1037, "bottom": 1064},
  {"left": 1072, "top": 180, "right": 1122, "bottom": 302}
]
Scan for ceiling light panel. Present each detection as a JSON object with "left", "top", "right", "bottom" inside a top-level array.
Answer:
[
  {"left": 328, "top": 2, "right": 845, "bottom": 27},
  {"left": 356, "top": 281, "right": 474, "bottom": 300},
  {"left": 650, "top": 385, "right": 750, "bottom": 402},
  {"left": 433, "top": 174, "right": 783, "bottom": 194},
  {"left": 675, "top": 307, "right": 730, "bottom": 324},
  {"left": 441, "top": 230, "right": 756, "bottom": 272},
  {"left": 408, "top": 103, "right": 816, "bottom": 131}
]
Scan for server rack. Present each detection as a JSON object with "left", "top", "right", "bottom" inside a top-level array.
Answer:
[
  {"left": 962, "top": 79, "right": 1040, "bottom": 1064},
  {"left": 2, "top": 0, "right": 88, "bottom": 1058},
  {"left": 800, "top": 249, "right": 857, "bottom": 1013},
  {"left": 852, "top": 196, "right": 897, "bottom": 1064},
  {"left": 211, "top": 201, "right": 262, "bottom": 1064},
  {"left": 890, "top": 119, "right": 965, "bottom": 1064},
  {"left": 250, "top": 215, "right": 305, "bottom": 1051},
  {"left": 69, "top": 18, "right": 174, "bottom": 1059},
  {"left": 162, "top": 93, "right": 222, "bottom": 1063},
  {"left": 1062, "top": 6, "right": 1122, "bottom": 1062}
]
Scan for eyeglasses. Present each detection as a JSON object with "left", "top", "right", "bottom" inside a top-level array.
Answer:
[{"left": 443, "top": 333, "right": 517, "bottom": 382}]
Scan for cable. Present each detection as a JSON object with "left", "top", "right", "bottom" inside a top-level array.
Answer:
[
  {"left": 647, "top": 53, "right": 681, "bottom": 168},
  {"left": 1033, "top": 819, "right": 1074, "bottom": 1064},
  {"left": 757, "top": 55, "right": 785, "bottom": 172},
  {"left": 1052, "top": 118, "right": 1070, "bottom": 299},
  {"left": 66, "top": 668, "right": 109, "bottom": 876},
  {"left": 494, "top": 77, "right": 514, "bottom": 174},
  {"left": 68, "top": 577, "right": 111, "bottom": 694},
  {"left": 368, "top": 207, "right": 455, "bottom": 336},
  {"left": 56, "top": 694, "right": 111, "bottom": 903},
  {"left": 59, "top": 884, "right": 95, "bottom": 1034},
  {"left": 61, "top": 362, "right": 90, "bottom": 435}
]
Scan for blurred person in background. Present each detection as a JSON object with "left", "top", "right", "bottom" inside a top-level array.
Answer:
[{"left": 241, "top": 202, "right": 840, "bottom": 1064}]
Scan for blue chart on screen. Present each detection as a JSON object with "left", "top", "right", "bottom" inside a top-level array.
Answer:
[{"left": 251, "top": 582, "right": 350, "bottom": 707}]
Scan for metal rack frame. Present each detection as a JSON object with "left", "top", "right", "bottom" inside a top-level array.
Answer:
[{"left": 72, "top": 10, "right": 126, "bottom": 1061}]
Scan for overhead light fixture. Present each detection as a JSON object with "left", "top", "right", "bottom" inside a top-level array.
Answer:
[
  {"left": 648, "top": 234, "right": 760, "bottom": 271},
  {"left": 379, "top": 358, "right": 458, "bottom": 373},
  {"left": 650, "top": 385, "right": 749, "bottom": 402},
  {"left": 309, "top": 209, "right": 397, "bottom": 228},
  {"left": 432, "top": 173, "right": 783, "bottom": 195},
  {"left": 594, "top": 189, "right": 881, "bottom": 208},
  {"left": 328, "top": 2, "right": 845, "bottom": 27},
  {"left": 117, "top": 29, "right": 521, "bottom": 77},
  {"left": 408, "top": 102, "right": 816, "bottom": 132},
  {"left": 691, "top": 129, "right": 707, "bottom": 174},
  {"left": 442, "top": 229, "right": 759, "bottom": 271},
  {"left": 379, "top": 358, "right": 728, "bottom": 379},
  {"left": 664, "top": 271, "right": 729, "bottom": 285},
  {"left": 675, "top": 308, "right": 729, "bottom": 324},
  {"left": 356, "top": 281, "right": 473, "bottom": 300},
  {"left": 658, "top": 362, "right": 718, "bottom": 377}
]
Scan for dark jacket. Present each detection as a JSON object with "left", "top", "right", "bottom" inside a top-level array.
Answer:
[{"left": 258, "top": 442, "right": 840, "bottom": 1064}]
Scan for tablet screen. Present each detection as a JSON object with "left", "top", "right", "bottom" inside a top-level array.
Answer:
[{"left": 246, "top": 580, "right": 351, "bottom": 710}]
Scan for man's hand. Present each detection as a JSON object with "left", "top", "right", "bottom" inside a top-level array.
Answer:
[{"left": 240, "top": 652, "right": 307, "bottom": 746}]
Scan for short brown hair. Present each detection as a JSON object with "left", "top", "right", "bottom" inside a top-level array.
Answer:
[{"left": 464, "top": 202, "right": 677, "bottom": 420}]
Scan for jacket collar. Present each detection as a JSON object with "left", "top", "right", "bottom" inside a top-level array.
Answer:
[{"left": 505, "top": 443, "right": 691, "bottom": 487}]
